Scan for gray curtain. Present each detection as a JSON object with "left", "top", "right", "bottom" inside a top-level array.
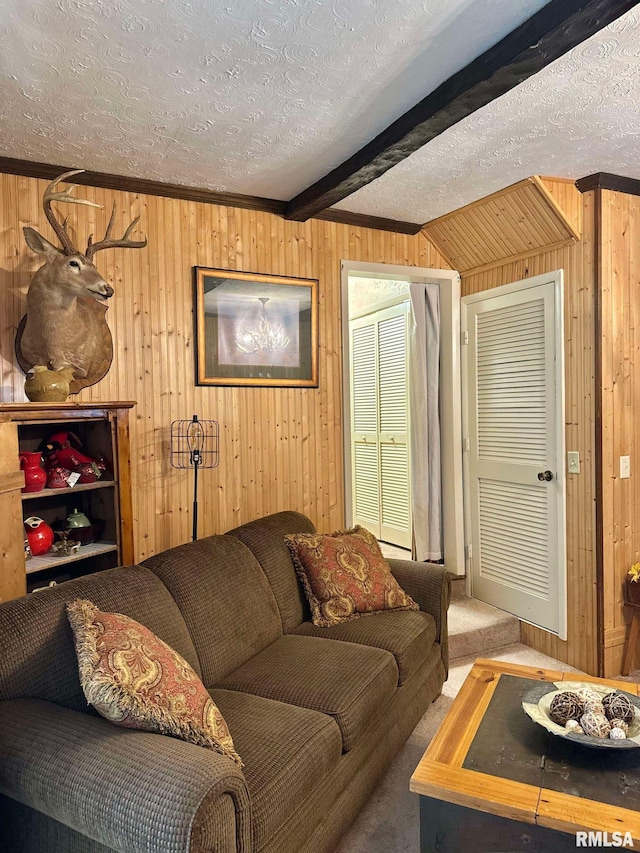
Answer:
[{"left": 409, "top": 283, "right": 442, "bottom": 562}]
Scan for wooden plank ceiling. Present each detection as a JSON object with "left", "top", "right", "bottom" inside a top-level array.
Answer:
[{"left": 421, "top": 176, "right": 581, "bottom": 275}]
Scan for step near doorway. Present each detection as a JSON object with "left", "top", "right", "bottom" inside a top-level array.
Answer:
[{"left": 378, "top": 541, "right": 521, "bottom": 662}]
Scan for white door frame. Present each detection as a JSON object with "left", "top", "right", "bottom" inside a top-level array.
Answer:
[
  {"left": 461, "top": 270, "right": 567, "bottom": 638},
  {"left": 341, "top": 260, "right": 465, "bottom": 575}
]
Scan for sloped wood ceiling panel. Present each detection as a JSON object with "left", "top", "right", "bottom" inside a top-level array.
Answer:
[{"left": 422, "top": 176, "right": 581, "bottom": 274}]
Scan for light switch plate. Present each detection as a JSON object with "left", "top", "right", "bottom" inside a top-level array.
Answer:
[
  {"left": 620, "top": 455, "right": 631, "bottom": 479},
  {"left": 567, "top": 451, "right": 580, "bottom": 474}
]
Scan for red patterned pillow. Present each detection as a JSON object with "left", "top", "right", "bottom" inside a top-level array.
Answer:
[
  {"left": 285, "top": 526, "right": 418, "bottom": 627},
  {"left": 66, "top": 598, "right": 242, "bottom": 766}
]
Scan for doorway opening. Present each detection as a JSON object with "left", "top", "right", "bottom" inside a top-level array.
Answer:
[{"left": 341, "top": 261, "right": 465, "bottom": 575}]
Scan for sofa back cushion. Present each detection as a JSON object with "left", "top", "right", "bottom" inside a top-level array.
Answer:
[
  {"left": 0, "top": 565, "right": 200, "bottom": 710},
  {"left": 226, "top": 511, "right": 316, "bottom": 632},
  {"left": 142, "top": 536, "right": 282, "bottom": 685}
]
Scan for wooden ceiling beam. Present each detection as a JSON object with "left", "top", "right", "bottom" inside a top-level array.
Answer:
[{"left": 284, "top": 0, "right": 636, "bottom": 222}]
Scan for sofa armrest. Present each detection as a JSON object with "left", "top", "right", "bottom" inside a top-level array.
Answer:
[
  {"left": 387, "top": 559, "right": 451, "bottom": 675},
  {"left": 0, "top": 698, "right": 251, "bottom": 853}
]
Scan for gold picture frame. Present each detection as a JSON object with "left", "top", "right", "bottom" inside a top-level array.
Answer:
[{"left": 194, "top": 267, "right": 318, "bottom": 387}]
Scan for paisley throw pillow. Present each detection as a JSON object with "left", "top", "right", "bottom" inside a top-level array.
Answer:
[
  {"left": 66, "top": 598, "right": 242, "bottom": 766},
  {"left": 285, "top": 525, "right": 418, "bottom": 627}
]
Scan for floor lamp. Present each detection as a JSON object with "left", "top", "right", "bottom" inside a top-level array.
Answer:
[{"left": 170, "top": 415, "right": 219, "bottom": 541}]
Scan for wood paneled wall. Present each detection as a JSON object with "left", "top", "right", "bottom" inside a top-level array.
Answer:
[
  {"left": 600, "top": 189, "right": 640, "bottom": 676},
  {"left": 0, "top": 172, "right": 448, "bottom": 560},
  {"left": 462, "top": 179, "right": 598, "bottom": 675}
]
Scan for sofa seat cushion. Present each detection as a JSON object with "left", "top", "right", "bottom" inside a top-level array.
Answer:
[
  {"left": 289, "top": 609, "right": 436, "bottom": 686},
  {"left": 215, "top": 634, "right": 398, "bottom": 752},
  {"left": 210, "top": 688, "right": 342, "bottom": 851}
]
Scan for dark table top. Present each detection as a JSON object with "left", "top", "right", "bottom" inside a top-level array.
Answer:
[{"left": 463, "top": 674, "right": 640, "bottom": 810}]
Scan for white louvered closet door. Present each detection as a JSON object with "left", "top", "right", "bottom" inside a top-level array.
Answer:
[
  {"left": 350, "top": 303, "right": 411, "bottom": 548},
  {"left": 464, "top": 274, "right": 566, "bottom": 636}
]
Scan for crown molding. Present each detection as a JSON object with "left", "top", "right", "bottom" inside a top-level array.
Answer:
[
  {"left": 575, "top": 172, "right": 640, "bottom": 196},
  {"left": 0, "top": 156, "right": 420, "bottom": 234}
]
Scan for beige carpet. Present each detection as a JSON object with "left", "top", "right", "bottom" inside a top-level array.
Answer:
[{"left": 334, "top": 643, "right": 584, "bottom": 853}]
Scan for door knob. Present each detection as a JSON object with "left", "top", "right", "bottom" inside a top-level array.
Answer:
[{"left": 537, "top": 470, "right": 554, "bottom": 482}]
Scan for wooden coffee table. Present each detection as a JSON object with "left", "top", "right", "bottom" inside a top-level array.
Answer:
[{"left": 411, "top": 659, "right": 640, "bottom": 852}]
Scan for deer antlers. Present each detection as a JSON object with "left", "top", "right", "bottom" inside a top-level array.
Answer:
[
  {"left": 43, "top": 169, "right": 148, "bottom": 259},
  {"left": 85, "top": 205, "right": 147, "bottom": 260}
]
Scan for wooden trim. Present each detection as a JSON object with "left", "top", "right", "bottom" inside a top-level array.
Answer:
[
  {"left": 0, "top": 401, "right": 135, "bottom": 415},
  {"left": 423, "top": 664, "right": 500, "bottom": 767},
  {"left": 457, "top": 238, "right": 576, "bottom": 277},
  {"left": 410, "top": 764, "right": 541, "bottom": 825},
  {"left": 0, "top": 421, "right": 27, "bottom": 602},
  {"left": 593, "top": 185, "right": 605, "bottom": 677},
  {"left": 576, "top": 172, "right": 640, "bottom": 197},
  {"left": 539, "top": 176, "right": 579, "bottom": 186},
  {"left": 0, "top": 471, "right": 24, "bottom": 496},
  {"left": 604, "top": 625, "right": 629, "bottom": 648},
  {"left": 284, "top": 0, "right": 636, "bottom": 221},
  {"left": 417, "top": 225, "right": 456, "bottom": 268},
  {"left": 0, "top": 156, "right": 286, "bottom": 214},
  {"left": 537, "top": 791, "right": 640, "bottom": 844},
  {"left": 115, "top": 408, "right": 134, "bottom": 566},
  {"left": 0, "top": 156, "right": 419, "bottom": 235},
  {"left": 313, "top": 208, "right": 421, "bottom": 235},
  {"left": 530, "top": 175, "right": 582, "bottom": 242}
]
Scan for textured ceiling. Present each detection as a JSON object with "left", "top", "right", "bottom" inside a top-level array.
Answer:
[
  {"left": 0, "top": 0, "right": 638, "bottom": 223},
  {"left": 334, "top": 4, "right": 640, "bottom": 222}
]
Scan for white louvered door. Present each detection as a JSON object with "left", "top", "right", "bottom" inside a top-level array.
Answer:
[
  {"left": 350, "top": 303, "right": 411, "bottom": 548},
  {"left": 463, "top": 273, "right": 566, "bottom": 637}
]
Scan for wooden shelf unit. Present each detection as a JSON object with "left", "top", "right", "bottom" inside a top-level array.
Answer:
[{"left": 0, "top": 401, "right": 134, "bottom": 602}]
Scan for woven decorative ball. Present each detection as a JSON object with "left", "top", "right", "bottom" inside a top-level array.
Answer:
[
  {"left": 565, "top": 719, "right": 584, "bottom": 734},
  {"left": 602, "top": 691, "right": 635, "bottom": 724},
  {"left": 608, "top": 718, "right": 629, "bottom": 735},
  {"left": 549, "top": 692, "right": 583, "bottom": 726},
  {"left": 583, "top": 699, "right": 605, "bottom": 716},
  {"left": 575, "top": 687, "right": 600, "bottom": 705},
  {"left": 580, "top": 712, "right": 612, "bottom": 739},
  {"left": 610, "top": 727, "right": 627, "bottom": 740}
]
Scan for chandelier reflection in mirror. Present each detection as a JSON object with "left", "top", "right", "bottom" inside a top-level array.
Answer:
[{"left": 235, "top": 298, "right": 291, "bottom": 354}]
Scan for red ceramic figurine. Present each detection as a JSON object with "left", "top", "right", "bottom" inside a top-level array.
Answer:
[{"left": 41, "top": 430, "right": 104, "bottom": 483}]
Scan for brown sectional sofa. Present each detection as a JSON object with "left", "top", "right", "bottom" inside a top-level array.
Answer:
[{"left": 0, "top": 511, "right": 450, "bottom": 853}]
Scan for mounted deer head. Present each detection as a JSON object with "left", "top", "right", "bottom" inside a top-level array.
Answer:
[{"left": 15, "top": 170, "right": 147, "bottom": 394}]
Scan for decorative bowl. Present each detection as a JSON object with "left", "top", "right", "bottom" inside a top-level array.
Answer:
[
  {"left": 522, "top": 681, "right": 640, "bottom": 749},
  {"left": 54, "top": 520, "right": 105, "bottom": 547}
]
